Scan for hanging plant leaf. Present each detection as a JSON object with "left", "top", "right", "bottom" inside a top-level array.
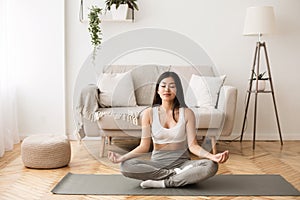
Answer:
[{"left": 88, "top": 6, "right": 102, "bottom": 60}]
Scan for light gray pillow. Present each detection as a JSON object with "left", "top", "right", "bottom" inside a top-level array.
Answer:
[
  {"left": 97, "top": 72, "right": 137, "bottom": 107},
  {"left": 130, "top": 65, "right": 169, "bottom": 105}
]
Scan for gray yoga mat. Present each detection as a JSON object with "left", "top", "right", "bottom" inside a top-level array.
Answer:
[{"left": 51, "top": 173, "right": 300, "bottom": 196}]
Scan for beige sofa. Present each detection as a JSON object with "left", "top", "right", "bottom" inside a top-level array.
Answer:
[{"left": 76, "top": 65, "right": 237, "bottom": 157}]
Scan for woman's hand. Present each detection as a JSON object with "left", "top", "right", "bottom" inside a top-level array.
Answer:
[
  {"left": 108, "top": 151, "right": 123, "bottom": 163},
  {"left": 210, "top": 150, "right": 229, "bottom": 164}
]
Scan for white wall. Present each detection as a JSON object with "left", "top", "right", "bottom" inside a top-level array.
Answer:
[
  {"left": 66, "top": 0, "right": 300, "bottom": 140},
  {"left": 6, "top": 0, "right": 65, "bottom": 137},
  {"left": 8, "top": 0, "right": 299, "bottom": 140}
]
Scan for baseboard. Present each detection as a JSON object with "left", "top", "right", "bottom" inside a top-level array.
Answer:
[
  {"left": 21, "top": 132, "right": 300, "bottom": 141},
  {"left": 19, "top": 132, "right": 66, "bottom": 141},
  {"left": 220, "top": 132, "right": 300, "bottom": 141}
]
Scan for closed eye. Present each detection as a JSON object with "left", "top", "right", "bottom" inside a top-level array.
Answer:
[{"left": 159, "top": 83, "right": 176, "bottom": 88}]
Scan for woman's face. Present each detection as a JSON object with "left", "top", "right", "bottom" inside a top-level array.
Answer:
[{"left": 158, "top": 76, "right": 177, "bottom": 102}]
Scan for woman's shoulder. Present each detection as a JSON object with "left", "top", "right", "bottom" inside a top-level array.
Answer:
[
  {"left": 145, "top": 106, "right": 158, "bottom": 113},
  {"left": 144, "top": 107, "right": 152, "bottom": 114},
  {"left": 182, "top": 107, "right": 192, "bottom": 112},
  {"left": 183, "top": 107, "right": 195, "bottom": 118},
  {"left": 142, "top": 107, "right": 155, "bottom": 121}
]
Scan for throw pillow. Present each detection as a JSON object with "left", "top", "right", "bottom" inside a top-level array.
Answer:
[
  {"left": 97, "top": 72, "right": 137, "bottom": 107},
  {"left": 185, "top": 74, "right": 226, "bottom": 108},
  {"left": 130, "top": 65, "right": 170, "bottom": 105}
]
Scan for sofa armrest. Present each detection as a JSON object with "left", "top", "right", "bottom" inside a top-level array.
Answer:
[
  {"left": 75, "top": 84, "right": 101, "bottom": 139},
  {"left": 216, "top": 85, "right": 238, "bottom": 136}
]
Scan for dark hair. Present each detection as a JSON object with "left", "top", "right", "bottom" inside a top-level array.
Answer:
[{"left": 152, "top": 71, "right": 187, "bottom": 122}]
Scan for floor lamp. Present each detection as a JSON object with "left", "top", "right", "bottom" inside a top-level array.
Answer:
[{"left": 240, "top": 6, "right": 283, "bottom": 149}]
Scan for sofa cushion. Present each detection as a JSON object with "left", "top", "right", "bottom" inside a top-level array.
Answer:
[
  {"left": 130, "top": 65, "right": 170, "bottom": 105},
  {"left": 101, "top": 65, "right": 218, "bottom": 106},
  {"left": 186, "top": 74, "right": 226, "bottom": 108},
  {"left": 97, "top": 72, "right": 137, "bottom": 107},
  {"left": 191, "top": 107, "right": 224, "bottom": 129},
  {"left": 169, "top": 65, "right": 216, "bottom": 92}
]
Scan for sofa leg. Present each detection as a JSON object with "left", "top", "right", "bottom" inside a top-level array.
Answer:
[
  {"left": 107, "top": 136, "right": 112, "bottom": 145},
  {"left": 211, "top": 136, "right": 217, "bottom": 154},
  {"left": 99, "top": 136, "right": 106, "bottom": 158}
]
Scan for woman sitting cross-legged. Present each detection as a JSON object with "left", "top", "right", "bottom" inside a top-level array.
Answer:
[{"left": 108, "top": 71, "right": 229, "bottom": 188}]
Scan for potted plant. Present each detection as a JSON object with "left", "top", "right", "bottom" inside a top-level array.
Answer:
[
  {"left": 88, "top": 6, "right": 102, "bottom": 61},
  {"left": 251, "top": 71, "right": 268, "bottom": 91},
  {"left": 105, "top": 0, "right": 139, "bottom": 20}
]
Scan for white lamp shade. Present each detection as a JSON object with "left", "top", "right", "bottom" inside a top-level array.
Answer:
[{"left": 243, "top": 6, "right": 276, "bottom": 36}]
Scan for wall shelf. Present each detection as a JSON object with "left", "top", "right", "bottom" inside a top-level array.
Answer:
[
  {"left": 102, "top": 19, "right": 134, "bottom": 22},
  {"left": 79, "top": 0, "right": 135, "bottom": 23}
]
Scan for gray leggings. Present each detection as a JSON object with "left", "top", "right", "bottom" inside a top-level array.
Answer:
[{"left": 120, "top": 150, "right": 218, "bottom": 188}]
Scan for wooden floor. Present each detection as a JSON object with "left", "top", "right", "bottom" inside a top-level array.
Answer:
[{"left": 0, "top": 140, "right": 299, "bottom": 200}]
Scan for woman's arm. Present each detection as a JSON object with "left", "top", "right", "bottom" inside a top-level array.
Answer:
[
  {"left": 185, "top": 108, "right": 229, "bottom": 163},
  {"left": 108, "top": 108, "right": 152, "bottom": 163}
]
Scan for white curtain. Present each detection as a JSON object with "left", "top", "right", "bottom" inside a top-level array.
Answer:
[{"left": 0, "top": 0, "right": 20, "bottom": 157}]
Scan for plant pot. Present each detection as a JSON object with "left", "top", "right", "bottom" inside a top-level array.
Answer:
[
  {"left": 251, "top": 80, "right": 266, "bottom": 91},
  {"left": 111, "top": 4, "right": 128, "bottom": 20}
]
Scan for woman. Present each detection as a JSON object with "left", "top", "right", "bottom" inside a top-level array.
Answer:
[{"left": 108, "top": 71, "right": 229, "bottom": 188}]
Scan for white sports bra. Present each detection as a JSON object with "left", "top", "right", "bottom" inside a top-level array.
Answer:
[{"left": 151, "top": 107, "right": 186, "bottom": 144}]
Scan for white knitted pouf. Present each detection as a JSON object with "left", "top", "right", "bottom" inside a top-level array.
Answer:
[{"left": 21, "top": 135, "right": 71, "bottom": 169}]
